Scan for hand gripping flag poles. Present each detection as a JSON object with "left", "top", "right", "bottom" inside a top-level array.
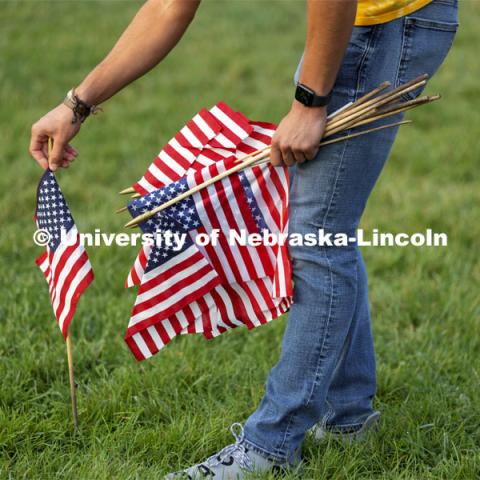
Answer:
[
  {"left": 121, "top": 74, "right": 439, "bottom": 228},
  {"left": 34, "top": 139, "right": 94, "bottom": 430}
]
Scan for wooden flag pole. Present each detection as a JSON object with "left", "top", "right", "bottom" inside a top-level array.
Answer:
[
  {"left": 66, "top": 335, "right": 79, "bottom": 432},
  {"left": 47, "top": 138, "right": 79, "bottom": 433}
]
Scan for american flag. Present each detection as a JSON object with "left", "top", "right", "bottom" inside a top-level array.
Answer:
[
  {"left": 34, "top": 170, "right": 94, "bottom": 338},
  {"left": 125, "top": 106, "right": 275, "bottom": 288},
  {"left": 123, "top": 103, "right": 292, "bottom": 360}
]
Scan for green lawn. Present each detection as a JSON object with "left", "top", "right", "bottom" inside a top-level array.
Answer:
[{"left": 1, "top": 1, "right": 479, "bottom": 478}]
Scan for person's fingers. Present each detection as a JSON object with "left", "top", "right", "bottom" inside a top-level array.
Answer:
[
  {"left": 281, "top": 146, "right": 296, "bottom": 167},
  {"left": 29, "top": 127, "right": 49, "bottom": 170},
  {"left": 43, "top": 143, "right": 76, "bottom": 164},
  {"left": 49, "top": 138, "right": 67, "bottom": 171},
  {"left": 292, "top": 148, "right": 308, "bottom": 164},
  {"left": 63, "top": 150, "right": 76, "bottom": 161},
  {"left": 64, "top": 144, "right": 78, "bottom": 157},
  {"left": 304, "top": 146, "right": 319, "bottom": 162},
  {"left": 269, "top": 143, "right": 283, "bottom": 167}
]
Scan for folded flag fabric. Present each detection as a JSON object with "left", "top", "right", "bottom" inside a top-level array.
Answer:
[
  {"left": 34, "top": 170, "right": 94, "bottom": 338},
  {"left": 123, "top": 103, "right": 292, "bottom": 360},
  {"left": 133, "top": 102, "right": 252, "bottom": 195}
]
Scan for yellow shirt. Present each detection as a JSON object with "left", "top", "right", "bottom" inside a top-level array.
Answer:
[{"left": 355, "top": 0, "right": 434, "bottom": 26}]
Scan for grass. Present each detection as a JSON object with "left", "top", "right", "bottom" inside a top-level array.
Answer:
[{"left": 0, "top": 0, "right": 479, "bottom": 478}]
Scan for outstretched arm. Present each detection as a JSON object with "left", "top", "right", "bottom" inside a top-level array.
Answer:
[
  {"left": 29, "top": 0, "right": 201, "bottom": 170},
  {"left": 270, "top": 0, "right": 357, "bottom": 166}
]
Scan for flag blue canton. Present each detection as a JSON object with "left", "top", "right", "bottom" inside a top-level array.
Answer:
[
  {"left": 238, "top": 171, "right": 268, "bottom": 232},
  {"left": 128, "top": 180, "right": 197, "bottom": 273},
  {"left": 36, "top": 170, "right": 74, "bottom": 251},
  {"left": 128, "top": 178, "right": 201, "bottom": 233}
]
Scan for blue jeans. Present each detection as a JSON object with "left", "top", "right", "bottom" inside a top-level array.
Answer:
[{"left": 243, "top": 0, "right": 458, "bottom": 465}]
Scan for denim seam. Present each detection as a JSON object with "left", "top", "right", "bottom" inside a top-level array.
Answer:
[
  {"left": 323, "top": 400, "right": 335, "bottom": 429},
  {"left": 242, "top": 437, "right": 291, "bottom": 465},
  {"left": 397, "top": 16, "right": 412, "bottom": 90},
  {"left": 277, "top": 411, "right": 295, "bottom": 453},
  {"left": 355, "top": 23, "right": 379, "bottom": 99}
]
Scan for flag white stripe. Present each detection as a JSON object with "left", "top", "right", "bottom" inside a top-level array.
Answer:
[
  {"left": 52, "top": 246, "right": 84, "bottom": 314},
  {"left": 147, "top": 325, "right": 165, "bottom": 350},
  {"left": 225, "top": 175, "right": 267, "bottom": 279},
  {"left": 240, "top": 137, "right": 268, "bottom": 151},
  {"left": 251, "top": 124, "right": 276, "bottom": 137},
  {"left": 139, "top": 245, "right": 197, "bottom": 284},
  {"left": 211, "top": 133, "right": 236, "bottom": 149},
  {"left": 169, "top": 138, "right": 197, "bottom": 162},
  {"left": 137, "top": 177, "right": 158, "bottom": 194},
  {"left": 191, "top": 194, "right": 233, "bottom": 280},
  {"left": 162, "top": 319, "right": 176, "bottom": 338},
  {"left": 129, "top": 269, "right": 219, "bottom": 326},
  {"left": 136, "top": 259, "right": 211, "bottom": 305},
  {"left": 210, "top": 105, "right": 249, "bottom": 140},
  {"left": 229, "top": 283, "right": 261, "bottom": 327},
  {"left": 215, "top": 286, "right": 244, "bottom": 327},
  {"left": 132, "top": 333, "right": 152, "bottom": 359},
  {"left": 148, "top": 157, "right": 178, "bottom": 185},
  {"left": 57, "top": 260, "right": 92, "bottom": 331},
  {"left": 136, "top": 248, "right": 206, "bottom": 303},
  {"left": 180, "top": 126, "right": 203, "bottom": 149},
  {"left": 194, "top": 114, "right": 217, "bottom": 139}
]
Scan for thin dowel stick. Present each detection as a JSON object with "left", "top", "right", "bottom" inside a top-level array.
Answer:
[
  {"left": 66, "top": 335, "right": 79, "bottom": 432},
  {"left": 331, "top": 81, "right": 391, "bottom": 117},
  {"left": 252, "top": 120, "right": 412, "bottom": 167},
  {"left": 119, "top": 187, "right": 135, "bottom": 195},
  {"left": 329, "top": 74, "right": 427, "bottom": 125},
  {"left": 324, "top": 77, "right": 428, "bottom": 136},
  {"left": 354, "top": 96, "right": 439, "bottom": 128},
  {"left": 323, "top": 84, "right": 431, "bottom": 139},
  {"left": 47, "top": 137, "right": 79, "bottom": 432}
]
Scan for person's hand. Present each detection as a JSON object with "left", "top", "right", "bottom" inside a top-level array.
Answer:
[
  {"left": 270, "top": 101, "right": 327, "bottom": 167},
  {"left": 29, "top": 104, "right": 80, "bottom": 171}
]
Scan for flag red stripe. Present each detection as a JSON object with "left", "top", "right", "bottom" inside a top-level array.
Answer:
[{"left": 59, "top": 269, "right": 94, "bottom": 338}]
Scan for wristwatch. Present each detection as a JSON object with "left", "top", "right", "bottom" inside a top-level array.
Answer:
[
  {"left": 63, "top": 88, "right": 100, "bottom": 124},
  {"left": 295, "top": 83, "right": 332, "bottom": 107}
]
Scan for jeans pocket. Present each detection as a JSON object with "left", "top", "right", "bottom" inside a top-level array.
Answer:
[{"left": 397, "top": 16, "right": 458, "bottom": 100}]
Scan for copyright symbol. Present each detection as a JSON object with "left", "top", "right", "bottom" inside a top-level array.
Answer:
[{"left": 33, "top": 229, "right": 51, "bottom": 246}]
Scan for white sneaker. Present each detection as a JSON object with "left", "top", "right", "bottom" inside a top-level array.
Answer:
[{"left": 165, "top": 423, "right": 293, "bottom": 479}]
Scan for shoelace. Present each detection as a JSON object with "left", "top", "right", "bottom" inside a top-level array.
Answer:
[{"left": 206, "top": 423, "right": 254, "bottom": 473}]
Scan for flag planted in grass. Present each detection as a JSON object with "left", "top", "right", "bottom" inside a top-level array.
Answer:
[
  {"left": 34, "top": 170, "right": 94, "bottom": 338},
  {"left": 123, "top": 104, "right": 292, "bottom": 360}
]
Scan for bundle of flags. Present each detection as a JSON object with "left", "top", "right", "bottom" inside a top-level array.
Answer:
[
  {"left": 124, "top": 102, "right": 293, "bottom": 361},
  {"left": 34, "top": 170, "right": 94, "bottom": 338}
]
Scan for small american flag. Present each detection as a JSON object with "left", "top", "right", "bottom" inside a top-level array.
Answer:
[
  {"left": 35, "top": 170, "right": 94, "bottom": 338},
  {"left": 123, "top": 103, "right": 292, "bottom": 360},
  {"left": 125, "top": 158, "right": 292, "bottom": 360}
]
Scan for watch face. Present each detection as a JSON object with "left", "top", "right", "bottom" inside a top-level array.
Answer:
[{"left": 295, "top": 86, "right": 313, "bottom": 106}]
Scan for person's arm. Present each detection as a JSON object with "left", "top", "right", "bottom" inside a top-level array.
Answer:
[
  {"left": 29, "top": 0, "right": 201, "bottom": 170},
  {"left": 270, "top": 0, "right": 357, "bottom": 166}
]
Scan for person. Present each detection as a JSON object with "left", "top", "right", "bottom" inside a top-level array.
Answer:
[{"left": 29, "top": 0, "right": 458, "bottom": 477}]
